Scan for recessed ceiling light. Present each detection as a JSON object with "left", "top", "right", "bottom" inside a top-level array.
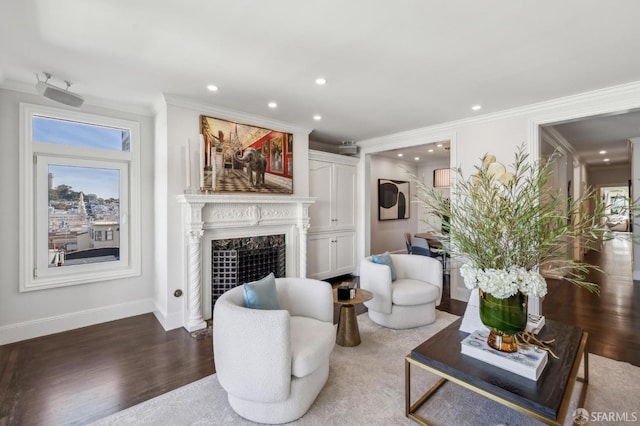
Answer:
[
  {"left": 315, "top": 77, "right": 327, "bottom": 85},
  {"left": 268, "top": 102, "right": 277, "bottom": 108},
  {"left": 414, "top": 157, "right": 420, "bottom": 161},
  {"left": 313, "top": 114, "right": 322, "bottom": 121},
  {"left": 428, "top": 149, "right": 434, "bottom": 153},
  {"left": 599, "top": 150, "right": 607, "bottom": 154},
  {"left": 471, "top": 105, "right": 482, "bottom": 111},
  {"left": 436, "top": 143, "right": 443, "bottom": 147},
  {"left": 397, "top": 153, "right": 403, "bottom": 157},
  {"left": 604, "top": 158, "right": 610, "bottom": 162},
  {"left": 207, "top": 84, "right": 219, "bottom": 92}
]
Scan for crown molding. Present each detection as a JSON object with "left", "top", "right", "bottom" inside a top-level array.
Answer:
[
  {"left": 540, "top": 127, "right": 580, "bottom": 167},
  {"left": 309, "top": 149, "right": 359, "bottom": 165},
  {"left": 162, "top": 94, "right": 313, "bottom": 136},
  {"left": 359, "top": 80, "right": 640, "bottom": 150},
  {"left": 0, "top": 79, "right": 154, "bottom": 117}
]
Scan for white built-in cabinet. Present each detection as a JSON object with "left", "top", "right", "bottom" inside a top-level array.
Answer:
[{"left": 307, "top": 150, "right": 358, "bottom": 280}]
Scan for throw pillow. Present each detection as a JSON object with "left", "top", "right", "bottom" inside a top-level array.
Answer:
[
  {"left": 243, "top": 272, "right": 281, "bottom": 310},
  {"left": 372, "top": 251, "right": 397, "bottom": 281}
]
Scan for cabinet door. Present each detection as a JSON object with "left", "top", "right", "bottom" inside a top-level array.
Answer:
[
  {"left": 333, "top": 164, "right": 357, "bottom": 229},
  {"left": 308, "top": 160, "right": 334, "bottom": 232},
  {"left": 307, "top": 233, "right": 334, "bottom": 279},
  {"left": 333, "top": 232, "right": 356, "bottom": 276}
]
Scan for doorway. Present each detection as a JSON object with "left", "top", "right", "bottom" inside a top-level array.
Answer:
[{"left": 367, "top": 142, "right": 451, "bottom": 255}]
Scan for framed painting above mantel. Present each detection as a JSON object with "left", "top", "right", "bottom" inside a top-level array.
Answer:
[{"left": 199, "top": 115, "right": 293, "bottom": 194}]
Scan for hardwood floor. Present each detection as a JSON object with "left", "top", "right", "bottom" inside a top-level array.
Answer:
[
  {"left": 0, "top": 314, "right": 214, "bottom": 426},
  {"left": 542, "top": 233, "right": 640, "bottom": 367},
  {"left": 1, "top": 237, "right": 638, "bottom": 425}
]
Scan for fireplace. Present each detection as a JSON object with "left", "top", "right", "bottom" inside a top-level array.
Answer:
[
  {"left": 211, "top": 235, "right": 286, "bottom": 311},
  {"left": 177, "top": 194, "right": 314, "bottom": 332}
]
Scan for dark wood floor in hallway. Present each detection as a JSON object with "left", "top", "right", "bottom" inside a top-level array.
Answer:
[
  {"left": 542, "top": 233, "right": 640, "bottom": 367},
  {"left": 1, "top": 235, "right": 638, "bottom": 425}
]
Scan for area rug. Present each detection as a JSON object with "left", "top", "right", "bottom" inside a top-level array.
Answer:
[{"left": 92, "top": 311, "right": 640, "bottom": 425}]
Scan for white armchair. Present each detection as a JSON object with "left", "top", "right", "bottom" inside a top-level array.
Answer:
[
  {"left": 360, "top": 254, "right": 442, "bottom": 329},
  {"left": 213, "top": 277, "right": 335, "bottom": 424}
]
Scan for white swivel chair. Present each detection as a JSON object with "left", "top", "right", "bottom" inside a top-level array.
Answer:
[
  {"left": 360, "top": 254, "right": 442, "bottom": 329},
  {"left": 214, "top": 278, "right": 335, "bottom": 424}
]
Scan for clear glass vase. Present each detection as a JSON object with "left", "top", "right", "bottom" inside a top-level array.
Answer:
[{"left": 479, "top": 289, "right": 527, "bottom": 352}]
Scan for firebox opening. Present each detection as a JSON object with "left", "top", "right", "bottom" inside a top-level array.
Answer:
[{"left": 211, "top": 234, "right": 286, "bottom": 313}]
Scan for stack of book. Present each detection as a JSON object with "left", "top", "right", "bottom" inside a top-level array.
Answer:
[{"left": 461, "top": 330, "right": 548, "bottom": 380}]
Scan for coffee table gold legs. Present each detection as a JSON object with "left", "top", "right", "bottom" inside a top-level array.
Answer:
[
  {"left": 336, "top": 304, "right": 361, "bottom": 346},
  {"left": 405, "top": 357, "right": 444, "bottom": 425}
]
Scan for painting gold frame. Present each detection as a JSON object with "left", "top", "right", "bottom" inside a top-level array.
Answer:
[{"left": 199, "top": 115, "right": 293, "bottom": 193}]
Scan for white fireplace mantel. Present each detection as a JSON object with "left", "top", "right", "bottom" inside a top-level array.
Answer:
[{"left": 176, "top": 193, "right": 315, "bottom": 331}]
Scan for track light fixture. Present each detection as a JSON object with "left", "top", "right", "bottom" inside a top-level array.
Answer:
[{"left": 36, "top": 72, "right": 84, "bottom": 107}]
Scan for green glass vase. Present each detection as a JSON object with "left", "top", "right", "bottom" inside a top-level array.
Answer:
[{"left": 479, "top": 290, "right": 527, "bottom": 352}]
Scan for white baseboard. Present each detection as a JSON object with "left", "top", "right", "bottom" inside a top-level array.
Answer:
[
  {"left": 0, "top": 298, "right": 155, "bottom": 345},
  {"left": 153, "top": 301, "right": 184, "bottom": 331}
]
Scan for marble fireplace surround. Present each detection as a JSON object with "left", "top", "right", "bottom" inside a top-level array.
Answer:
[{"left": 177, "top": 194, "right": 314, "bottom": 332}]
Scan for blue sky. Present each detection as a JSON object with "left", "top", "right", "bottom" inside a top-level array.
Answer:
[
  {"left": 34, "top": 116, "right": 125, "bottom": 199},
  {"left": 49, "top": 165, "right": 120, "bottom": 200},
  {"left": 33, "top": 116, "right": 128, "bottom": 151}
]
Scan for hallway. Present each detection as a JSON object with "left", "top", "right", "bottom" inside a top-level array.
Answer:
[{"left": 542, "top": 232, "right": 640, "bottom": 366}]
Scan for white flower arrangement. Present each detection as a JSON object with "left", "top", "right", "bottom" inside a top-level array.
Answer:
[
  {"left": 460, "top": 264, "right": 548, "bottom": 299},
  {"left": 414, "top": 145, "right": 612, "bottom": 298}
]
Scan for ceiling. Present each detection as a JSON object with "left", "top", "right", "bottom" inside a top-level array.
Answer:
[
  {"left": 2, "top": 1, "right": 640, "bottom": 156},
  {"left": 544, "top": 111, "right": 640, "bottom": 166},
  {"left": 373, "top": 140, "right": 450, "bottom": 164}
]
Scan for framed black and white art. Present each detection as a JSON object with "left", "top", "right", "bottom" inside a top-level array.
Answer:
[{"left": 378, "top": 179, "right": 410, "bottom": 220}]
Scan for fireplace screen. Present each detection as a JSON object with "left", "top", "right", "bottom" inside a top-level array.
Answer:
[{"left": 211, "top": 235, "right": 286, "bottom": 310}]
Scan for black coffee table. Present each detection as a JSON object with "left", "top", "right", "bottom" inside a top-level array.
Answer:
[{"left": 405, "top": 318, "right": 589, "bottom": 425}]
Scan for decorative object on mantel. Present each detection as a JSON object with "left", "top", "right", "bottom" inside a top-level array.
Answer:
[
  {"left": 193, "top": 114, "right": 293, "bottom": 194},
  {"left": 414, "top": 145, "right": 614, "bottom": 353}
]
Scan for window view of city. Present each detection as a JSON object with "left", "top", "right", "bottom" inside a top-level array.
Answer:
[
  {"left": 32, "top": 115, "right": 129, "bottom": 269},
  {"left": 48, "top": 165, "right": 120, "bottom": 267}
]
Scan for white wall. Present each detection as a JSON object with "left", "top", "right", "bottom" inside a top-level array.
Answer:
[
  {"left": 0, "top": 88, "right": 156, "bottom": 344},
  {"left": 358, "top": 81, "right": 640, "bottom": 300},
  {"left": 367, "top": 155, "right": 451, "bottom": 254},
  {"left": 588, "top": 163, "right": 631, "bottom": 188},
  {"left": 416, "top": 162, "right": 451, "bottom": 233},
  {"left": 152, "top": 96, "right": 312, "bottom": 329},
  {"left": 368, "top": 156, "right": 418, "bottom": 254}
]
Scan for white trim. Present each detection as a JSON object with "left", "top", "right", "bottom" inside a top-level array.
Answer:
[
  {"left": 152, "top": 302, "right": 185, "bottom": 331},
  {"left": 19, "top": 103, "right": 141, "bottom": 291},
  {"left": 33, "top": 156, "right": 130, "bottom": 287},
  {"left": 176, "top": 194, "right": 314, "bottom": 327},
  {"left": 0, "top": 299, "right": 154, "bottom": 345},
  {"left": 1, "top": 80, "right": 154, "bottom": 116},
  {"left": 357, "top": 130, "right": 457, "bottom": 267},
  {"left": 358, "top": 79, "right": 640, "bottom": 147},
  {"left": 541, "top": 127, "right": 575, "bottom": 156},
  {"left": 309, "top": 149, "right": 359, "bottom": 165},
  {"left": 356, "top": 80, "right": 640, "bottom": 298},
  {"left": 163, "top": 94, "right": 313, "bottom": 136}
]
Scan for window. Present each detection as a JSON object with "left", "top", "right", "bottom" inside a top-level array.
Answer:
[{"left": 20, "top": 103, "right": 140, "bottom": 291}]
